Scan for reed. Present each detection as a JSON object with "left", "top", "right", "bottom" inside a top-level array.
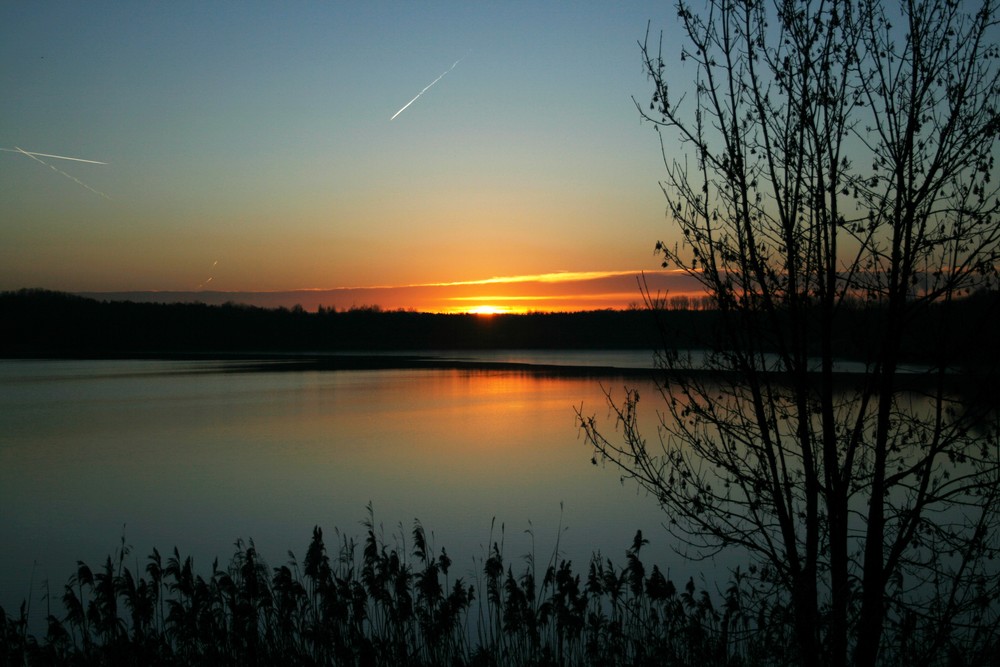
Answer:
[{"left": 1, "top": 513, "right": 996, "bottom": 666}]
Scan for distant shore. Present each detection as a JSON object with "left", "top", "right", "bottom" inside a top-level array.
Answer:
[
  {"left": 0, "top": 288, "right": 666, "bottom": 356},
  {"left": 0, "top": 348, "right": 665, "bottom": 379},
  {"left": 4, "top": 352, "right": 986, "bottom": 399},
  {"left": 2, "top": 289, "right": 997, "bottom": 379}
]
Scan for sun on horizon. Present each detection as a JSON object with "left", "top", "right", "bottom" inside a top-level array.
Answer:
[{"left": 465, "top": 305, "right": 508, "bottom": 316}]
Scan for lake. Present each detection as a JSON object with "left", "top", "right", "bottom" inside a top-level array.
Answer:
[{"left": 0, "top": 353, "right": 703, "bottom": 627}]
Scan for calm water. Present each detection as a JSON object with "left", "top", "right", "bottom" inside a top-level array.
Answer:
[{"left": 0, "top": 354, "right": 700, "bottom": 624}]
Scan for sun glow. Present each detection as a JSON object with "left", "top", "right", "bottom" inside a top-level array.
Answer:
[{"left": 467, "top": 305, "right": 506, "bottom": 316}]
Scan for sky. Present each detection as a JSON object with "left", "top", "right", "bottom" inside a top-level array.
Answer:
[{"left": 0, "top": 1, "right": 695, "bottom": 313}]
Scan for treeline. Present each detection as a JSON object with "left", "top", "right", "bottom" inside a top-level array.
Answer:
[
  {"left": 1, "top": 289, "right": 997, "bottom": 370},
  {"left": 0, "top": 290, "right": 668, "bottom": 356}
]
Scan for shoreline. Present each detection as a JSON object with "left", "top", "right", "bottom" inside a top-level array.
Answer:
[
  {"left": 1, "top": 350, "right": 664, "bottom": 378},
  {"left": 1, "top": 351, "right": 977, "bottom": 391}
]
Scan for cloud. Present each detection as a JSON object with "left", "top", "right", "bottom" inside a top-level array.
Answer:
[{"left": 78, "top": 269, "right": 707, "bottom": 313}]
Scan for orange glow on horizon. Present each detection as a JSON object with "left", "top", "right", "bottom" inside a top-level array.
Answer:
[
  {"left": 78, "top": 269, "right": 712, "bottom": 313},
  {"left": 467, "top": 305, "right": 507, "bottom": 315}
]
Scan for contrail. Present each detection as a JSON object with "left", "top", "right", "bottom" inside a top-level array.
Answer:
[
  {"left": 1, "top": 147, "right": 107, "bottom": 164},
  {"left": 391, "top": 54, "right": 467, "bottom": 121},
  {"left": 13, "top": 146, "right": 112, "bottom": 200},
  {"left": 197, "top": 260, "right": 219, "bottom": 290}
]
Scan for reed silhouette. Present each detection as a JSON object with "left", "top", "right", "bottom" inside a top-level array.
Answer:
[
  {"left": 3, "top": 510, "right": 995, "bottom": 665},
  {"left": 0, "top": 512, "right": 756, "bottom": 666}
]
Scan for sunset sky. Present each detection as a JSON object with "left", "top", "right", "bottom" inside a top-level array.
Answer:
[{"left": 0, "top": 1, "right": 695, "bottom": 313}]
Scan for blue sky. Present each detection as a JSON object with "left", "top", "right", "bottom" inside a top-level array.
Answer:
[{"left": 1, "top": 1, "right": 689, "bottom": 309}]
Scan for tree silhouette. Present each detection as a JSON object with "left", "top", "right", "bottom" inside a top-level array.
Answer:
[{"left": 580, "top": 0, "right": 1000, "bottom": 664}]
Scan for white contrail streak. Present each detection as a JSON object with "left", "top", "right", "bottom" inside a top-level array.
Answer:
[
  {"left": 1, "top": 147, "right": 107, "bottom": 164},
  {"left": 197, "top": 260, "right": 220, "bottom": 289},
  {"left": 13, "top": 146, "right": 112, "bottom": 200},
  {"left": 390, "top": 54, "right": 467, "bottom": 121}
]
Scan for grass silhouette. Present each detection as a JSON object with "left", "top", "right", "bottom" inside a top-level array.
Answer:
[
  {"left": 1, "top": 508, "right": 996, "bottom": 665},
  {"left": 0, "top": 508, "right": 769, "bottom": 666}
]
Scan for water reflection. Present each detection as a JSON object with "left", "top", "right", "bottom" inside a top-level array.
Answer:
[{"left": 0, "top": 359, "right": 689, "bottom": 626}]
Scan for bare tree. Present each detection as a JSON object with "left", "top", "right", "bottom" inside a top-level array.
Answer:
[
  {"left": 580, "top": 0, "right": 1000, "bottom": 664},
  {"left": 666, "top": 294, "right": 688, "bottom": 310}
]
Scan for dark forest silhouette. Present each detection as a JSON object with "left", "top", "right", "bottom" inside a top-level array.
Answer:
[
  {"left": 2, "top": 289, "right": 997, "bottom": 373},
  {"left": 1, "top": 289, "right": 662, "bottom": 356}
]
